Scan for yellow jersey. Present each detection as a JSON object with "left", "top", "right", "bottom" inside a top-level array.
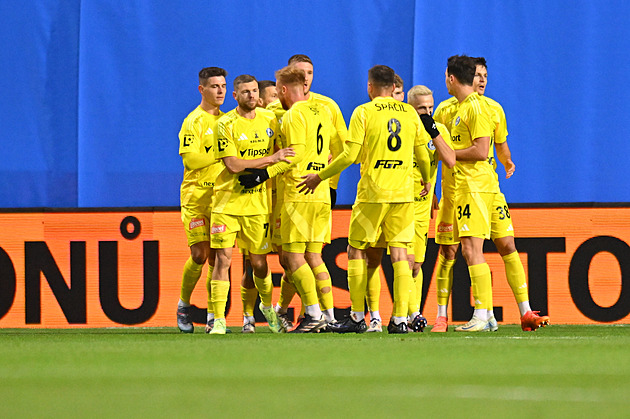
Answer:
[
  {"left": 280, "top": 100, "right": 338, "bottom": 204},
  {"left": 450, "top": 93, "right": 498, "bottom": 194},
  {"left": 213, "top": 108, "right": 278, "bottom": 215},
  {"left": 349, "top": 96, "right": 429, "bottom": 203},
  {"left": 178, "top": 106, "right": 223, "bottom": 207}
]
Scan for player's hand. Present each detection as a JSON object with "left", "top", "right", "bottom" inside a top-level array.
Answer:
[
  {"left": 504, "top": 159, "right": 516, "bottom": 179},
  {"left": 330, "top": 188, "right": 337, "bottom": 208},
  {"left": 297, "top": 173, "right": 322, "bottom": 194},
  {"left": 419, "top": 114, "right": 440, "bottom": 139},
  {"left": 420, "top": 181, "right": 432, "bottom": 197},
  {"left": 271, "top": 147, "right": 295, "bottom": 164},
  {"left": 431, "top": 192, "right": 439, "bottom": 219},
  {"left": 239, "top": 168, "right": 269, "bottom": 189}
]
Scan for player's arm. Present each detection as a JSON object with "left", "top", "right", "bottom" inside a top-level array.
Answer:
[
  {"left": 455, "top": 136, "right": 490, "bottom": 161},
  {"left": 495, "top": 141, "right": 515, "bottom": 179},
  {"left": 181, "top": 152, "right": 219, "bottom": 170},
  {"left": 297, "top": 140, "right": 361, "bottom": 194},
  {"left": 222, "top": 147, "right": 294, "bottom": 174},
  {"left": 419, "top": 114, "right": 455, "bottom": 168},
  {"left": 414, "top": 143, "right": 432, "bottom": 197}
]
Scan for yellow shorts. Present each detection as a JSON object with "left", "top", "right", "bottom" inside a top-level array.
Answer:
[
  {"left": 490, "top": 192, "right": 515, "bottom": 239},
  {"left": 412, "top": 218, "right": 429, "bottom": 263},
  {"left": 281, "top": 201, "right": 331, "bottom": 246},
  {"left": 348, "top": 202, "right": 414, "bottom": 250},
  {"left": 181, "top": 205, "right": 211, "bottom": 247},
  {"left": 435, "top": 192, "right": 459, "bottom": 245},
  {"left": 210, "top": 212, "right": 271, "bottom": 254},
  {"left": 282, "top": 242, "right": 324, "bottom": 253},
  {"left": 454, "top": 192, "right": 496, "bottom": 239},
  {"left": 271, "top": 196, "right": 283, "bottom": 248}
]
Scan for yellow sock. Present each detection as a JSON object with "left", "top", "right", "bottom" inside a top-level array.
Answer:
[
  {"left": 392, "top": 260, "right": 412, "bottom": 317},
  {"left": 253, "top": 272, "right": 273, "bottom": 307},
  {"left": 206, "top": 266, "right": 214, "bottom": 315},
  {"left": 347, "top": 259, "right": 367, "bottom": 313},
  {"left": 503, "top": 251, "right": 529, "bottom": 304},
  {"left": 278, "top": 273, "right": 297, "bottom": 310},
  {"left": 241, "top": 286, "right": 258, "bottom": 317},
  {"left": 180, "top": 257, "right": 203, "bottom": 304},
  {"left": 366, "top": 266, "right": 381, "bottom": 312},
  {"left": 469, "top": 263, "right": 492, "bottom": 310},
  {"left": 291, "top": 263, "right": 319, "bottom": 307},
  {"left": 409, "top": 268, "right": 423, "bottom": 316},
  {"left": 211, "top": 280, "right": 230, "bottom": 319},
  {"left": 436, "top": 254, "right": 455, "bottom": 306},
  {"left": 313, "top": 264, "right": 334, "bottom": 311}
]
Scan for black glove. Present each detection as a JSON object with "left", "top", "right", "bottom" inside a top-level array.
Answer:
[
  {"left": 238, "top": 168, "right": 269, "bottom": 189},
  {"left": 330, "top": 188, "right": 337, "bottom": 208},
  {"left": 420, "top": 113, "right": 440, "bottom": 139}
]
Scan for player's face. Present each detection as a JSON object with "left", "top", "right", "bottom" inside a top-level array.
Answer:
[
  {"left": 234, "top": 81, "right": 259, "bottom": 112},
  {"left": 408, "top": 94, "right": 434, "bottom": 116},
  {"left": 473, "top": 65, "right": 488, "bottom": 95},
  {"left": 444, "top": 68, "right": 453, "bottom": 95},
  {"left": 259, "top": 85, "right": 278, "bottom": 108},
  {"left": 200, "top": 76, "right": 227, "bottom": 107},
  {"left": 293, "top": 62, "right": 314, "bottom": 94},
  {"left": 392, "top": 86, "right": 405, "bottom": 101},
  {"left": 276, "top": 80, "right": 290, "bottom": 110}
]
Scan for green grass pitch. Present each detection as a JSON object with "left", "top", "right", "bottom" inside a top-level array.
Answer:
[{"left": 1, "top": 325, "right": 629, "bottom": 418}]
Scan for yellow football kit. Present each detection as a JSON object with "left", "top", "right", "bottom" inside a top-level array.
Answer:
[
  {"left": 179, "top": 106, "right": 223, "bottom": 246},
  {"left": 211, "top": 108, "right": 278, "bottom": 252}
]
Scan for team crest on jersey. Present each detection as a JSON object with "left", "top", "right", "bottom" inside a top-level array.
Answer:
[
  {"left": 266, "top": 128, "right": 274, "bottom": 137},
  {"left": 427, "top": 139, "right": 436, "bottom": 151},
  {"left": 455, "top": 116, "right": 461, "bottom": 126},
  {"left": 189, "top": 218, "right": 206, "bottom": 230}
]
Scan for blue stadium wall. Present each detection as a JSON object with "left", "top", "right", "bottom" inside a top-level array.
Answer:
[{"left": 1, "top": 1, "right": 629, "bottom": 208}]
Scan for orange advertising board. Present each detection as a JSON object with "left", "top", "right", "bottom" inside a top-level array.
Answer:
[{"left": 0, "top": 207, "right": 628, "bottom": 328}]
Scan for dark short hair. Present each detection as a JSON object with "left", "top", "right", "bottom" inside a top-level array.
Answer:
[
  {"left": 288, "top": 54, "right": 313, "bottom": 66},
  {"left": 473, "top": 56, "right": 488, "bottom": 69},
  {"left": 368, "top": 65, "right": 395, "bottom": 87},
  {"left": 394, "top": 74, "right": 403, "bottom": 88},
  {"left": 258, "top": 80, "right": 276, "bottom": 91},
  {"left": 446, "top": 55, "right": 476, "bottom": 86},
  {"left": 233, "top": 74, "right": 257, "bottom": 90},
  {"left": 199, "top": 67, "right": 227, "bottom": 85}
]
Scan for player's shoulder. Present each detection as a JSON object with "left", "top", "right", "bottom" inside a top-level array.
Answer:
[
  {"left": 218, "top": 108, "right": 238, "bottom": 124},
  {"left": 435, "top": 96, "right": 458, "bottom": 111},
  {"left": 255, "top": 107, "right": 277, "bottom": 122},
  {"left": 464, "top": 93, "right": 490, "bottom": 114},
  {"left": 480, "top": 95, "right": 503, "bottom": 110}
]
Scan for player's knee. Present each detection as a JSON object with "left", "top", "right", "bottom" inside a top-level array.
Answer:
[{"left": 494, "top": 237, "right": 516, "bottom": 256}]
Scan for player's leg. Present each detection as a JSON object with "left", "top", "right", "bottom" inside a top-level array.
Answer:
[
  {"left": 204, "top": 248, "right": 216, "bottom": 333},
  {"left": 365, "top": 246, "right": 384, "bottom": 332},
  {"left": 408, "top": 226, "right": 428, "bottom": 332},
  {"left": 432, "top": 193, "right": 459, "bottom": 332},
  {"left": 283, "top": 246, "right": 326, "bottom": 333},
  {"left": 454, "top": 193, "right": 494, "bottom": 332},
  {"left": 240, "top": 254, "right": 257, "bottom": 333},
  {"left": 274, "top": 249, "right": 296, "bottom": 330},
  {"left": 208, "top": 212, "right": 239, "bottom": 335},
  {"left": 177, "top": 208, "right": 211, "bottom": 333},
  {"left": 381, "top": 202, "right": 415, "bottom": 334},
  {"left": 305, "top": 248, "right": 335, "bottom": 323}
]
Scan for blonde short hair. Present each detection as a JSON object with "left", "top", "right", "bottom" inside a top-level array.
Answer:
[
  {"left": 407, "top": 85, "right": 433, "bottom": 99},
  {"left": 275, "top": 66, "right": 306, "bottom": 86}
]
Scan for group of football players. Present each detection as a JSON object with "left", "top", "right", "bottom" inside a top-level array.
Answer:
[{"left": 175, "top": 53, "right": 550, "bottom": 335}]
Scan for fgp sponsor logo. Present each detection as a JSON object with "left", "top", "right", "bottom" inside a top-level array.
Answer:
[
  {"left": 189, "top": 218, "right": 206, "bottom": 230},
  {"left": 239, "top": 148, "right": 269, "bottom": 158},
  {"left": 374, "top": 159, "right": 403, "bottom": 169},
  {"left": 211, "top": 224, "right": 227, "bottom": 234},
  {"left": 307, "top": 162, "right": 325, "bottom": 171}
]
